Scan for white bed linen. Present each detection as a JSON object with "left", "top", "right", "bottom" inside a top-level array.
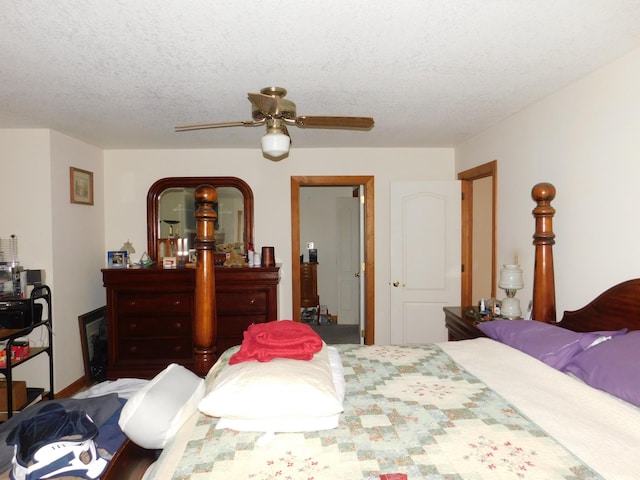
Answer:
[
  {"left": 146, "top": 338, "right": 640, "bottom": 479},
  {"left": 142, "top": 409, "right": 198, "bottom": 480},
  {"left": 440, "top": 338, "right": 640, "bottom": 479}
]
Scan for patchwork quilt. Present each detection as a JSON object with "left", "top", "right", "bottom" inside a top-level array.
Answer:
[{"left": 169, "top": 344, "right": 600, "bottom": 479}]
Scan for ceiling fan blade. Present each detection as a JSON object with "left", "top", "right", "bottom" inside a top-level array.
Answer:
[
  {"left": 295, "top": 116, "right": 375, "bottom": 130},
  {"left": 175, "top": 119, "right": 262, "bottom": 132}
]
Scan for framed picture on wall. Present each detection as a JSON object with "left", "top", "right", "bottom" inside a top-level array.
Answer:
[{"left": 69, "top": 167, "right": 94, "bottom": 205}]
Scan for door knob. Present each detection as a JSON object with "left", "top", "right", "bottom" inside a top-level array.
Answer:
[
  {"left": 355, "top": 272, "right": 360, "bottom": 278},
  {"left": 392, "top": 281, "right": 400, "bottom": 287}
]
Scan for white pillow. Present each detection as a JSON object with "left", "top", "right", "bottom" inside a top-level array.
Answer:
[
  {"left": 118, "top": 363, "right": 205, "bottom": 449},
  {"left": 215, "top": 346, "right": 345, "bottom": 432},
  {"left": 198, "top": 345, "right": 343, "bottom": 429}
]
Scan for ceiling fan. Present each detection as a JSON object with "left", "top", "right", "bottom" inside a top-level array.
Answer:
[{"left": 175, "top": 87, "right": 375, "bottom": 158}]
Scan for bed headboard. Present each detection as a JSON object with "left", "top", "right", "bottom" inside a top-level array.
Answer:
[
  {"left": 557, "top": 279, "right": 640, "bottom": 332},
  {"left": 530, "top": 182, "right": 640, "bottom": 331}
]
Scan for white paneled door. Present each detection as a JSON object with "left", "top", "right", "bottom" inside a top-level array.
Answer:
[{"left": 390, "top": 181, "right": 461, "bottom": 344}]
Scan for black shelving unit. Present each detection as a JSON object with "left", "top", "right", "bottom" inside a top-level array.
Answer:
[{"left": 0, "top": 285, "right": 53, "bottom": 418}]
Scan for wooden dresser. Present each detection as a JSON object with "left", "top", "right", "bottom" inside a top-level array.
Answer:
[{"left": 102, "top": 266, "right": 279, "bottom": 379}]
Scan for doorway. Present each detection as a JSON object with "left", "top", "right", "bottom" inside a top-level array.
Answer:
[
  {"left": 291, "top": 176, "right": 375, "bottom": 344},
  {"left": 458, "top": 161, "right": 497, "bottom": 307}
]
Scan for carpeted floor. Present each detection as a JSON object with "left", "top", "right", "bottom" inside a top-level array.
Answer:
[{"left": 309, "top": 323, "right": 361, "bottom": 344}]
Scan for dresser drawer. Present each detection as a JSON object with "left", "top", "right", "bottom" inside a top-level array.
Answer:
[
  {"left": 117, "top": 293, "right": 192, "bottom": 315},
  {"left": 119, "top": 337, "right": 192, "bottom": 360},
  {"left": 217, "top": 314, "right": 268, "bottom": 337},
  {"left": 217, "top": 291, "right": 267, "bottom": 315},
  {"left": 118, "top": 315, "right": 191, "bottom": 338}
]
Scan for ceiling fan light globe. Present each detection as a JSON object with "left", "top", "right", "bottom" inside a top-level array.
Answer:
[{"left": 261, "top": 132, "right": 290, "bottom": 157}]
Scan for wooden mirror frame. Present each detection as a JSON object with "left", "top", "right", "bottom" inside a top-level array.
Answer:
[{"left": 147, "top": 177, "right": 254, "bottom": 262}]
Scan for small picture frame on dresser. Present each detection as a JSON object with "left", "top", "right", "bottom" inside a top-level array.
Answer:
[
  {"left": 107, "top": 251, "right": 128, "bottom": 268},
  {"left": 163, "top": 257, "right": 177, "bottom": 269}
]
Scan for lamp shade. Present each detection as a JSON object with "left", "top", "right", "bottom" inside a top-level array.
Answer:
[
  {"left": 498, "top": 264, "right": 524, "bottom": 290},
  {"left": 261, "top": 132, "right": 290, "bottom": 157},
  {"left": 120, "top": 240, "right": 136, "bottom": 256}
]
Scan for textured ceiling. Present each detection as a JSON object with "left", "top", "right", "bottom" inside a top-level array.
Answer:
[{"left": 2, "top": 1, "right": 640, "bottom": 151}]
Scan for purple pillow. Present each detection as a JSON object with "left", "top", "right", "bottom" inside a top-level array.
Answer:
[
  {"left": 565, "top": 330, "right": 640, "bottom": 406},
  {"left": 477, "top": 319, "right": 626, "bottom": 370}
]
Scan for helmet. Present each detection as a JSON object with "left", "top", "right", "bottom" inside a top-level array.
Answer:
[{"left": 7, "top": 403, "right": 107, "bottom": 480}]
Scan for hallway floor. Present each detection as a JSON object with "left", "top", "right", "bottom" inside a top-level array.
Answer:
[{"left": 309, "top": 323, "right": 361, "bottom": 344}]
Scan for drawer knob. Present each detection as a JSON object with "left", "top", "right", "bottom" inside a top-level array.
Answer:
[
  {"left": 249, "top": 298, "right": 256, "bottom": 305},
  {"left": 174, "top": 345, "right": 183, "bottom": 352},
  {"left": 129, "top": 322, "right": 137, "bottom": 330},
  {"left": 129, "top": 345, "right": 137, "bottom": 353},
  {"left": 174, "top": 321, "right": 182, "bottom": 329},
  {"left": 173, "top": 299, "right": 182, "bottom": 306}
]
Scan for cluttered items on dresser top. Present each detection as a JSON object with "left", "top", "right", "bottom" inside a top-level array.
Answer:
[{"left": 468, "top": 297, "right": 502, "bottom": 322}]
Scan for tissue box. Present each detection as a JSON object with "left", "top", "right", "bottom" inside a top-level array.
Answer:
[{"left": 0, "top": 380, "right": 27, "bottom": 411}]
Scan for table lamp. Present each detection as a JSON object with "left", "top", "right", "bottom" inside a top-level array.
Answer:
[{"left": 498, "top": 264, "right": 524, "bottom": 319}]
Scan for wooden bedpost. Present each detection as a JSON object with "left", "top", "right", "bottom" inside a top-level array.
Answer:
[
  {"left": 193, "top": 185, "right": 218, "bottom": 375},
  {"left": 531, "top": 182, "right": 556, "bottom": 323}
]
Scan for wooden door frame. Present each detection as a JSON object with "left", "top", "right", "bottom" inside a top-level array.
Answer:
[
  {"left": 291, "top": 176, "right": 375, "bottom": 344},
  {"left": 458, "top": 161, "right": 498, "bottom": 307}
]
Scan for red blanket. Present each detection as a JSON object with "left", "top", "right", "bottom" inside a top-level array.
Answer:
[{"left": 229, "top": 321, "right": 323, "bottom": 364}]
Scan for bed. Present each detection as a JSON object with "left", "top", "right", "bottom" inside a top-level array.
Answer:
[
  {"left": 6, "top": 182, "right": 640, "bottom": 479},
  {"left": 141, "top": 338, "right": 640, "bottom": 479},
  {"left": 112, "top": 182, "right": 640, "bottom": 479}
]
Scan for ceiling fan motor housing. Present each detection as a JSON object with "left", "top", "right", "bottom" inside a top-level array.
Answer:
[{"left": 251, "top": 87, "right": 297, "bottom": 121}]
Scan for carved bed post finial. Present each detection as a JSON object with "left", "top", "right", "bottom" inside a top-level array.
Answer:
[
  {"left": 193, "top": 185, "right": 218, "bottom": 375},
  {"left": 531, "top": 182, "right": 556, "bottom": 323}
]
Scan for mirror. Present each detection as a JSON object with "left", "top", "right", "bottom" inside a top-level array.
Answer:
[{"left": 147, "top": 177, "right": 254, "bottom": 262}]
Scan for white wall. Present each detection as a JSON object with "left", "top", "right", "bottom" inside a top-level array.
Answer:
[
  {"left": 0, "top": 129, "right": 104, "bottom": 392},
  {"left": 456, "top": 47, "right": 640, "bottom": 319},
  {"left": 103, "top": 148, "right": 455, "bottom": 344},
  {"left": 49, "top": 131, "right": 105, "bottom": 390},
  {"left": 1, "top": 130, "right": 53, "bottom": 269}
]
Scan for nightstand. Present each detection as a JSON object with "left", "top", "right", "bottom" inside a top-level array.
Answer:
[{"left": 443, "top": 306, "right": 487, "bottom": 341}]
